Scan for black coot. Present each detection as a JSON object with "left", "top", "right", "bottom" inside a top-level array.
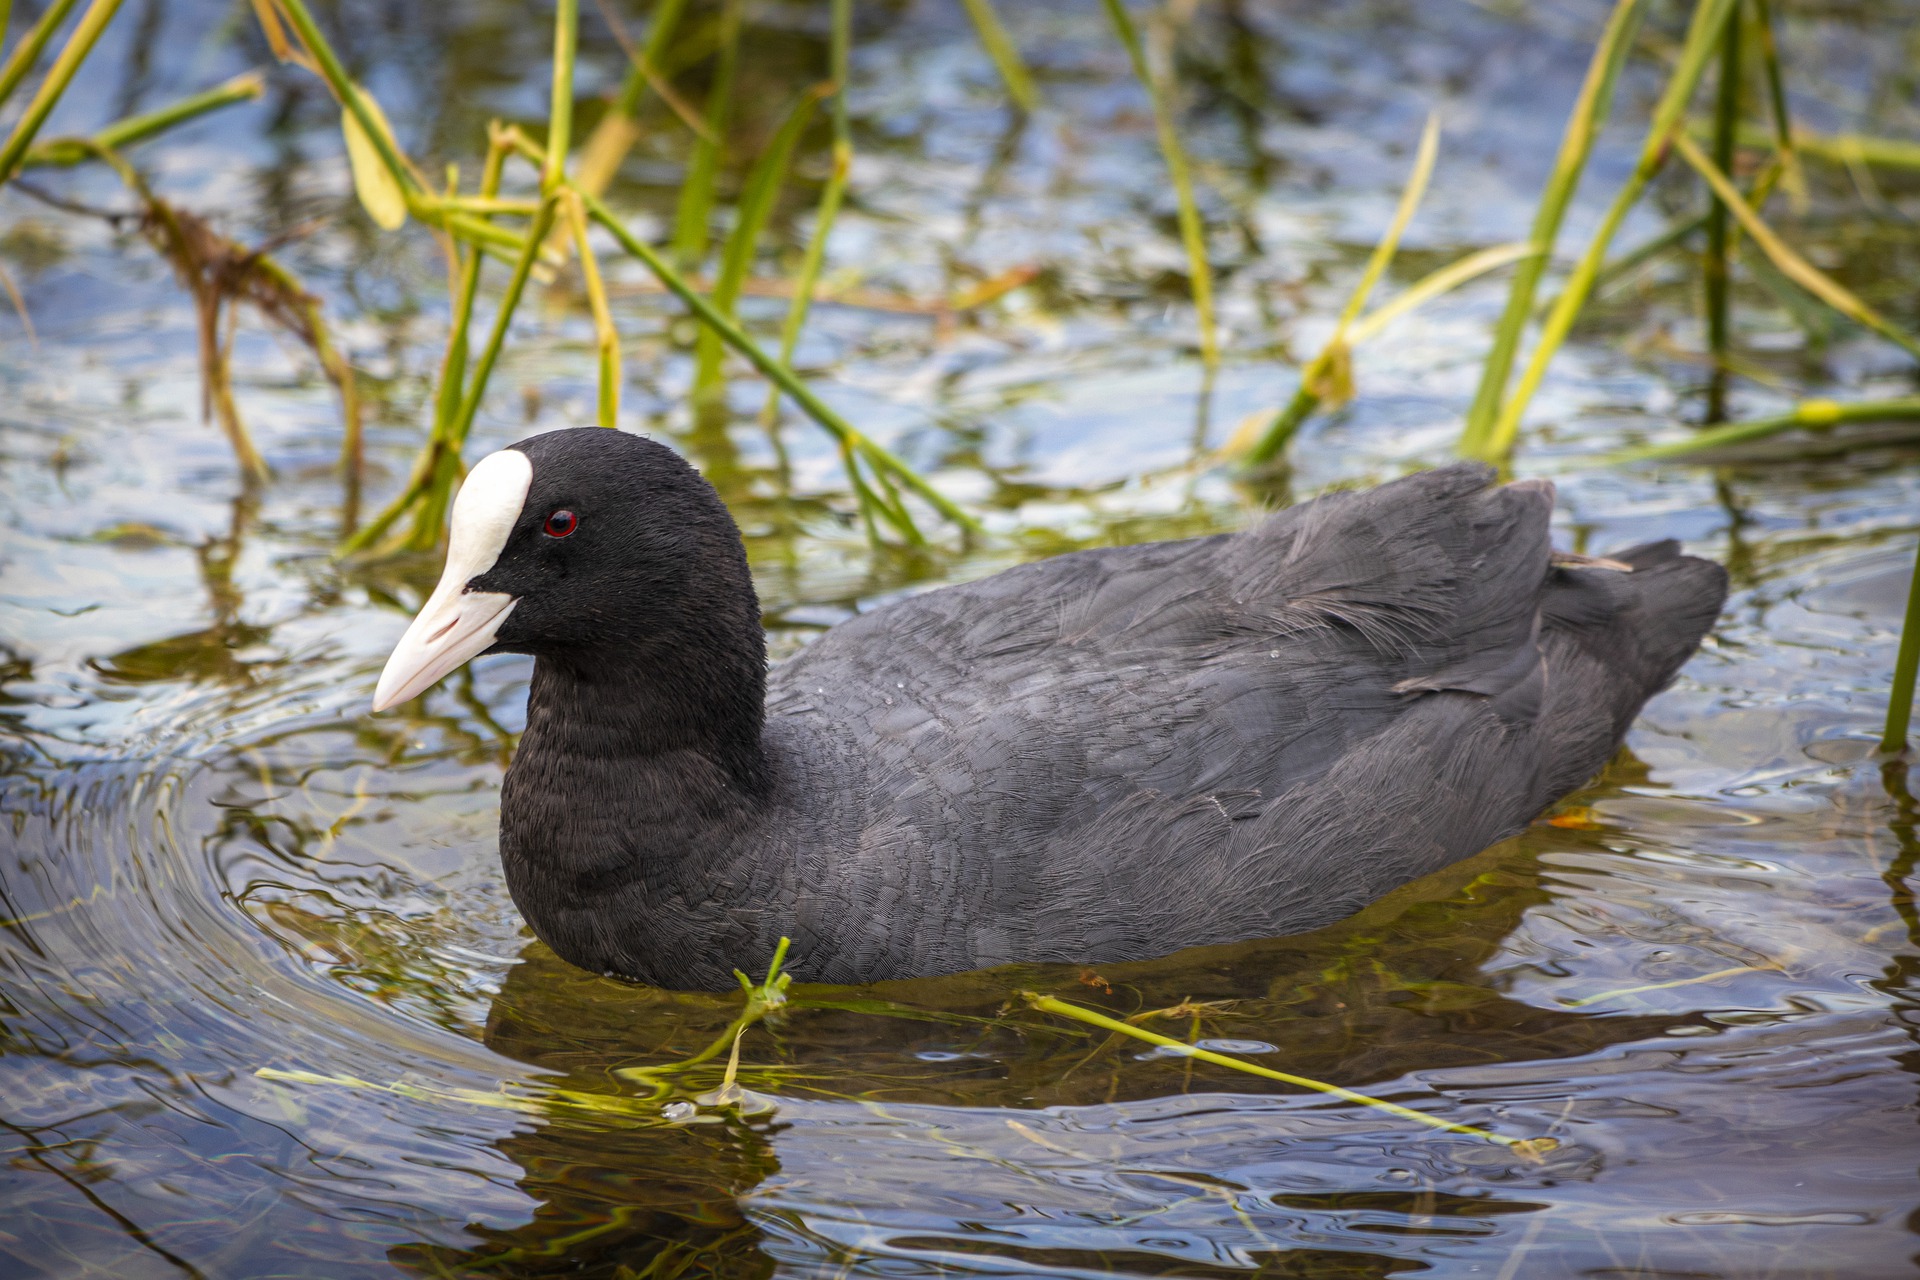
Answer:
[{"left": 373, "top": 428, "right": 1726, "bottom": 989}]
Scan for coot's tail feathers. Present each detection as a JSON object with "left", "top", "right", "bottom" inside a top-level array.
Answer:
[{"left": 1228, "top": 461, "right": 1550, "bottom": 662}]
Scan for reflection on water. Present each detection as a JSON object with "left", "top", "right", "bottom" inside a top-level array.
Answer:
[{"left": 4, "top": 0, "right": 1920, "bottom": 1275}]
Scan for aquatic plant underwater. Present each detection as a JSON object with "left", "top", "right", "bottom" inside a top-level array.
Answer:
[{"left": 4, "top": 0, "right": 1920, "bottom": 1274}]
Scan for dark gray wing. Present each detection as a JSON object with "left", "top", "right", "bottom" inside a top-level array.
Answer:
[{"left": 763, "top": 463, "right": 1724, "bottom": 982}]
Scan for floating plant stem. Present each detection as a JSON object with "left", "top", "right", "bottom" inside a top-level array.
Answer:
[
  {"left": 671, "top": 0, "right": 742, "bottom": 268},
  {"left": 1238, "top": 115, "right": 1445, "bottom": 467},
  {"left": 0, "top": 0, "right": 81, "bottom": 112},
  {"left": 0, "top": 0, "right": 125, "bottom": 184},
  {"left": 1886, "top": 541, "right": 1920, "bottom": 756},
  {"left": 1703, "top": 6, "right": 1742, "bottom": 422},
  {"left": 1604, "top": 396, "right": 1920, "bottom": 462},
  {"left": 1020, "top": 993, "right": 1554, "bottom": 1154},
  {"left": 1477, "top": 0, "right": 1740, "bottom": 462},
  {"left": 960, "top": 0, "right": 1038, "bottom": 113},
  {"left": 1103, "top": 0, "right": 1215, "bottom": 369},
  {"left": 760, "top": 0, "right": 852, "bottom": 431},
  {"left": 1460, "top": 0, "right": 1646, "bottom": 455},
  {"left": 1672, "top": 132, "right": 1920, "bottom": 362}
]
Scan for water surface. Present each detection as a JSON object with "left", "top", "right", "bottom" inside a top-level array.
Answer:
[{"left": 4, "top": 1, "right": 1920, "bottom": 1275}]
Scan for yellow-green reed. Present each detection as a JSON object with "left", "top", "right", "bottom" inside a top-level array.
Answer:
[
  {"left": 1102, "top": 0, "right": 1216, "bottom": 369},
  {"left": 0, "top": 0, "right": 80, "bottom": 109},
  {"left": 1476, "top": 0, "right": 1739, "bottom": 462},
  {"left": 1021, "top": 992, "right": 1557, "bottom": 1155},
  {"left": 1702, "top": 2, "right": 1742, "bottom": 422},
  {"left": 1239, "top": 114, "right": 1440, "bottom": 467},
  {"left": 960, "top": 0, "right": 1038, "bottom": 113},
  {"left": 1604, "top": 396, "right": 1920, "bottom": 463},
  {"left": 693, "top": 83, "right": 830, "bottom": 403},
  {"left": 1459, "top": 0, "right": 1646, "bottom": 455},
  {"left": 1673, "top": 132, "right": 1920, "bottom": 362},
  {"left": 0, "top": 0, "right": 125, "bottom": 184},
  {"left": 576, "top": 0, "right": 693, "bottom": 197},
  {"left": 582, "top": 187, "right": 981, "bottom": 536},
  {"left": 759, "top": 0, "right": 852, "bottom": 433},
  {"left": 670, "top": 0, "right": 742, "bottom": 268},
  {"left": 1749, "top": 0, "right": 1806, "bottom": 207},
  {"left": 1229, "top": 242, "right": 1535, "bottom": 466},
  {"left": 544, "top": 0, "right": 578, "bottom": 194},
  {"left": 1887, "top": 546, "right": 1920, "bottom": 755},
  {"left": 21, "top": 72, "right": 264, "bottom": 169}
]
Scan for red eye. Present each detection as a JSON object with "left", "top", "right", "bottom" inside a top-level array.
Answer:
[{"left": 543, "top": 509, "right": 578, "bottom": 538}]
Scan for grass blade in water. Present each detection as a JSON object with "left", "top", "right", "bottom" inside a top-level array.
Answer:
[
  {"left": 1239, "top": 115, "right": 1442, "bottom": 467},
  {"left": 1603, "top": 396, "right": 1920, "bottom": 463},
  {"left": 671, "top": 0, "right": 742, "bottom": 268},
  {"left": 695, "top": 84, "right": 828, "bottom": 401},
  {"left": 1102, "top": 0, "right": 1215, "bottom": 369},
  {"left": 1460, "top": 0, "right": 1646, "bottom": 454},
  {"left": 584, "top": 191, "right": 979, "bottom": 536},
  {"left": 1478, "top": 0, "right": 1739, "bottom": 462},
  {"left": 1886, "top": 541, "right": 1920, "bottom": 755},
  {"left": 960, "top": 0, "right": 1038, "bottom": 112},
  {"left": 1020, "top": 993, "right": 1556, "bottom": 1155},
  {"left": 1672, "top": 132, "right": 1920, "bottom": 363},
  {"left": 0, "top": 0, "right": 81, "bottom": 112},
  {"left": 760, "top": 0, "right": 852, "bottom": 431},
  {"left": 0, "top": 0, "right": 126, "bottom": 184}
]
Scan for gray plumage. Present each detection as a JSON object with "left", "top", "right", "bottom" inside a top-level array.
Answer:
[{"left": 475, "top": 432, "right": 1724, "bottom": 990}]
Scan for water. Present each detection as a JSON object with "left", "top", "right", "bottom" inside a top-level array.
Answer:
[{"left": 3, "top": 0, "right": 1920, "bottom": 1274}]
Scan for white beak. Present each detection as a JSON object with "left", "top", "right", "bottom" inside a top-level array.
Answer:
[{"left": 371, "top": 448, "right": 533, "bottom": 713}]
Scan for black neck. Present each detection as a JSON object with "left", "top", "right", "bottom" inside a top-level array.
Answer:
[{"left": 521, "top": 640, "right": 769, "bottom": 796}]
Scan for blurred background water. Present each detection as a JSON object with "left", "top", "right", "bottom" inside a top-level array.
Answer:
[{"left": 2, "top": 0, "right": 1920, "bottom": 1275}]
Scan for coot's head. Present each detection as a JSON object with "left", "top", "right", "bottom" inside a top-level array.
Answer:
[{"left": 373, "top": 428, "right": 760, "bottom": 711}]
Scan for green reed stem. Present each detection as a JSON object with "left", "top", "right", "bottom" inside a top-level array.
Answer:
[
  {"left": 274, "top": 0, "right": 422, "bottom": 201},
  {"left": 21, "top": 70, "right": 264, "bottom": 168},
  {"left": 584, "top": 190, "right": 980, "bottom": 535},
  {"left": 1103, "top": 0, "right": 1215, "bottom": 369},
  {"left": 1240, "top": 116, "right": 1446, "bottom": 467},
  {"left": 0, "top": 0, "right": 79, "bottom": 112},
  {"left": 545, "top": 0, "right": 577, "bottom": 193},
  {"left": 1460, "top": 0, "right": 1645, "bottom": 455},
  {"left": 0, "top": 0, "right": 124, "bottom": 184},
  {"left": 760, "top": 0, "right": 852, "bottom": 431},
  {"left": 613, "top": 0, "right": 692, "bottom": 120},
  {"left": 1537, "top": 210, "right": 1707, "bottom": 319},
  {"left": 1703, "top": 5, "right": 1742, "bottom": 422},
  {"left": 694, "top": 83, "right": 827, "bottom": 401},
  {"left": 342, "top": 132, "right": 511, "bottom": 556},
  {"left": 1604, "top": 396, "right": 1920, "bottom": 462},
  {"left": 1885, "top": 540, "right": 1920, "bottom": 756},
  {"left": 1749, "top": 0, "right": 1805, "bottom": 206},
  {"left": 1022, "top": 993, "right": 1550, "bottom": 1152},
  {"left": 1239, "top": 242, "right": 1535, "bottom": 466},
  {"left": 960, "top": 0, "right": 1038, "bottom": 113},
  {"left": 1674, "top": 132, "right": 1920, "bottom": 362},
  {"left": 1477, "top": 0, "right": 1739, "bottom": 463},
  {"left": 671, "top": 0, "right": 741, "bottom": 267}
]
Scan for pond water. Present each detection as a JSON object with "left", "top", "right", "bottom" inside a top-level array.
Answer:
[{"left": 4, "top": 0, "right": 1920, "bottom": 1275}]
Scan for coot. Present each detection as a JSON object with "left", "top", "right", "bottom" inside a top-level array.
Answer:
[{"left": 374, "top": 428, "right": 1725, "bottom": 989}]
